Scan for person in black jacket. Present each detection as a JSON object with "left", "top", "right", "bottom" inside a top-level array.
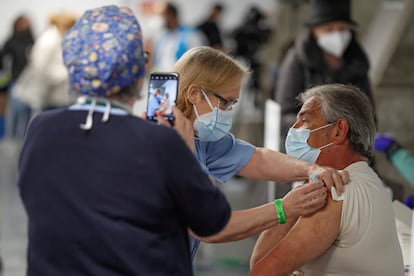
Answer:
[
  {"left": 197, "top": 3, "right": 225, "bottom": 50},
  {"left": 18, "top": 6, "right": 231, "bottom": 276},
  {"left": 2, "top": 15, "right": 34, "bottom": 83},
  {"left": 275, "top": 0, "right": 376, "bottom": 151},
  {"left": 0, "top": 14, "right": 34, "bottom": 138}
]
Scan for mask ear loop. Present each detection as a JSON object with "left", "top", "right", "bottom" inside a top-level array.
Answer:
[
  {"left": 200, "top": 88, "right": 215, "bottom": 111},
  {"left": 80, "top": 98, "right": 97, "bottom": 130},
  {"left": 193, "top": 104, "right": 200, "bottom": 118},
  {"left": 102, "top": 100, "right": 111, "bottom": 123},
  {"left": 212, "top": 100, "right": 219, "bottom": 129},
  {"left": 319, "top": 142, "right": 334, "bottom": 150},
  {"left": 200, "top": 88, "right": 219, "bottom": 128},
  {"left": 311, "top": 123, "right": 335, "bottom": 150},
  {"left": 310, "top": 122, "right": 335, "bottom": 133}
]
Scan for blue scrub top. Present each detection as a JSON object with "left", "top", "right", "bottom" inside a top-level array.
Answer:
[{"left": 194, "top": 133, "right": 256, "bottom": 183}]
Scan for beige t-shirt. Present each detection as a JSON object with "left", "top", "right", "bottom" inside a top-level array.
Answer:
[{"left": 301, "top": 161, "right": 404, "bottom": 276}]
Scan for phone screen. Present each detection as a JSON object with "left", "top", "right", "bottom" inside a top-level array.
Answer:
[{"left": 146, "top": 72, "right": 179, "bottom": 124}]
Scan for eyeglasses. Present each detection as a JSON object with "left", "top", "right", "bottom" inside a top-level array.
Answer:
[{"left": 201, "top": 87, "right": 238, "bottom": 110}]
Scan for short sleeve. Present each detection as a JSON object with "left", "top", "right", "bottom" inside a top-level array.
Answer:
[
  {"left": 336, "top": 164, "right": 371, "bottom": 247},
  {"left": 195, "top": 133, "right": 256, "bottom": 183}
]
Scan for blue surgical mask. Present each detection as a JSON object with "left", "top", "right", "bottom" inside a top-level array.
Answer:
[
  {"left": 285, "top": 123, "right": 334, "bottom": 163},
  {"left": 193, "top": 90, "right": 233, "bottom": 142}
]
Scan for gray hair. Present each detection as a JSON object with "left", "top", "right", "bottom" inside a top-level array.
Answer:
[{"left": 298, "top": 84, "right": 376, "bottom": 160}]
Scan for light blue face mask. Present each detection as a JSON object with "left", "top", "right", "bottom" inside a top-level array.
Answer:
[
  {"left": 285, "top": 123, "right": 334, "bottom": 163},
  {"left": 193, "top": 90, "right": 233, "bottom": 142}
]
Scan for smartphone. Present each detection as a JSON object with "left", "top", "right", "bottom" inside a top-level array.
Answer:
[{"left": 146, "top": 72, "right": 179, "bottom": 124}]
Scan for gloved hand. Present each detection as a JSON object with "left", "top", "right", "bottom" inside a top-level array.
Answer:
[
  {"left": 404, "top": 195, "right": 414, "bottom": 210},
  {"left": 374, "top": 133, "right": 395, "bottom": 152}
]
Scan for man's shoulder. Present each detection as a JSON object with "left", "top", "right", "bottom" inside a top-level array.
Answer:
[
  {"left": 345, "top": 161, "right": 378, "bottom": 181},
  {"left": 342, "top": 161, "right": 392, "bottom": 213}
]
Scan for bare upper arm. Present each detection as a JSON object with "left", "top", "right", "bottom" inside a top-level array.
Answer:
[
  {"left": 250, "top": 218, "right": 297, "bottom": 269},
  {"left": 238, "top": 148, "right": 262, "bottom": 179},
  {"left": 250, "top": 196, "right": 342, "bottom": 276}
]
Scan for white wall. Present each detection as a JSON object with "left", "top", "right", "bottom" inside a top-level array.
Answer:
[
  {"left": 1, "top": 0, "right": 276, "bottom": 45},
  {"left": 0, "top": 0, "right": 127, "bottom": 43}
]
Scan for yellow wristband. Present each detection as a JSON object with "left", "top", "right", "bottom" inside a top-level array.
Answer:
[{"left": 274, "top": 199, "right": 286, "bottom": 224}]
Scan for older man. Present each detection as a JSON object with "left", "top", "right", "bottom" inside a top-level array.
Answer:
[
  {"left": 275, "top": 0, "right": 376, "bottom": 152},
  {"left": 250, "top": 84, "right": 404, "bottom": 275}
]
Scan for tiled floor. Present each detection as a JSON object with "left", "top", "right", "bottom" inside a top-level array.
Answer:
[{"left": 0, "top": 139, "right": 27, "bottom": 276}]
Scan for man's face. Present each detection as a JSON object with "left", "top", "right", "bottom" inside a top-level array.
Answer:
[{"left": 293, "top": 97, "right": 334, "bottom": 149}]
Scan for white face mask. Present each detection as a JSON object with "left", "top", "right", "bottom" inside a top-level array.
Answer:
[
  {"left": 193, "top": 90, "right": 233, "bottom": 142},
  {"left": 317, "top": 30, "right": 351, "bottom": 58}
]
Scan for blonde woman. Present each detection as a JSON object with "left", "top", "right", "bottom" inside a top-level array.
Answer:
[
  {"left": 12, "top": 11, "right": 77, "bottom": 115},
  {"left": 158, "top": 46, "right": 349, "bottom": 258}
]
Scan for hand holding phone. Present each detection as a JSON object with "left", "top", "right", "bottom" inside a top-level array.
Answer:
[
  {"left": 156, "top": 106, "right": 195, "bottom": 151},
  {"left": 146, "top": 72, "right": 179, "bottom": 125}
]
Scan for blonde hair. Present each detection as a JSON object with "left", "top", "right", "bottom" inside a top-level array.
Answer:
[
  {"left": 49, "top": 12, "right": 77, "bottom": 31},
  {"left": 173, "top": 46, "right": 249, "bottom": 117}
]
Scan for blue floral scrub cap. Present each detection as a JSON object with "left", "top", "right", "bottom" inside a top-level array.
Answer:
[{"left": 62, "top": 5, "right": 145, "bottom": 97}]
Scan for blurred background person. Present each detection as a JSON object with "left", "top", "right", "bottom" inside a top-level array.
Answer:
[
  {"left": 0, "top": 49, "right": 12, "bottom": 140},
  {"left": 231, "top": 5, "right": 272, "bottom": 108},
  {"left": 0, "top": 14, "right": 34, "bottom": 139},
  {"left": 275, "top": 0, "right": 375, "bottom": 153},
  {"left": 197, "top": 3, "right": 225, "bottom": 51},
  {"left": 150, "top": 1, "right": 206, "bottom": 71},
  {"left": 374, "top": 133, "right": 414, "bottom": 188},
  {"left": 10, "top": 11, "right": 76, "bottom": 139}
]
